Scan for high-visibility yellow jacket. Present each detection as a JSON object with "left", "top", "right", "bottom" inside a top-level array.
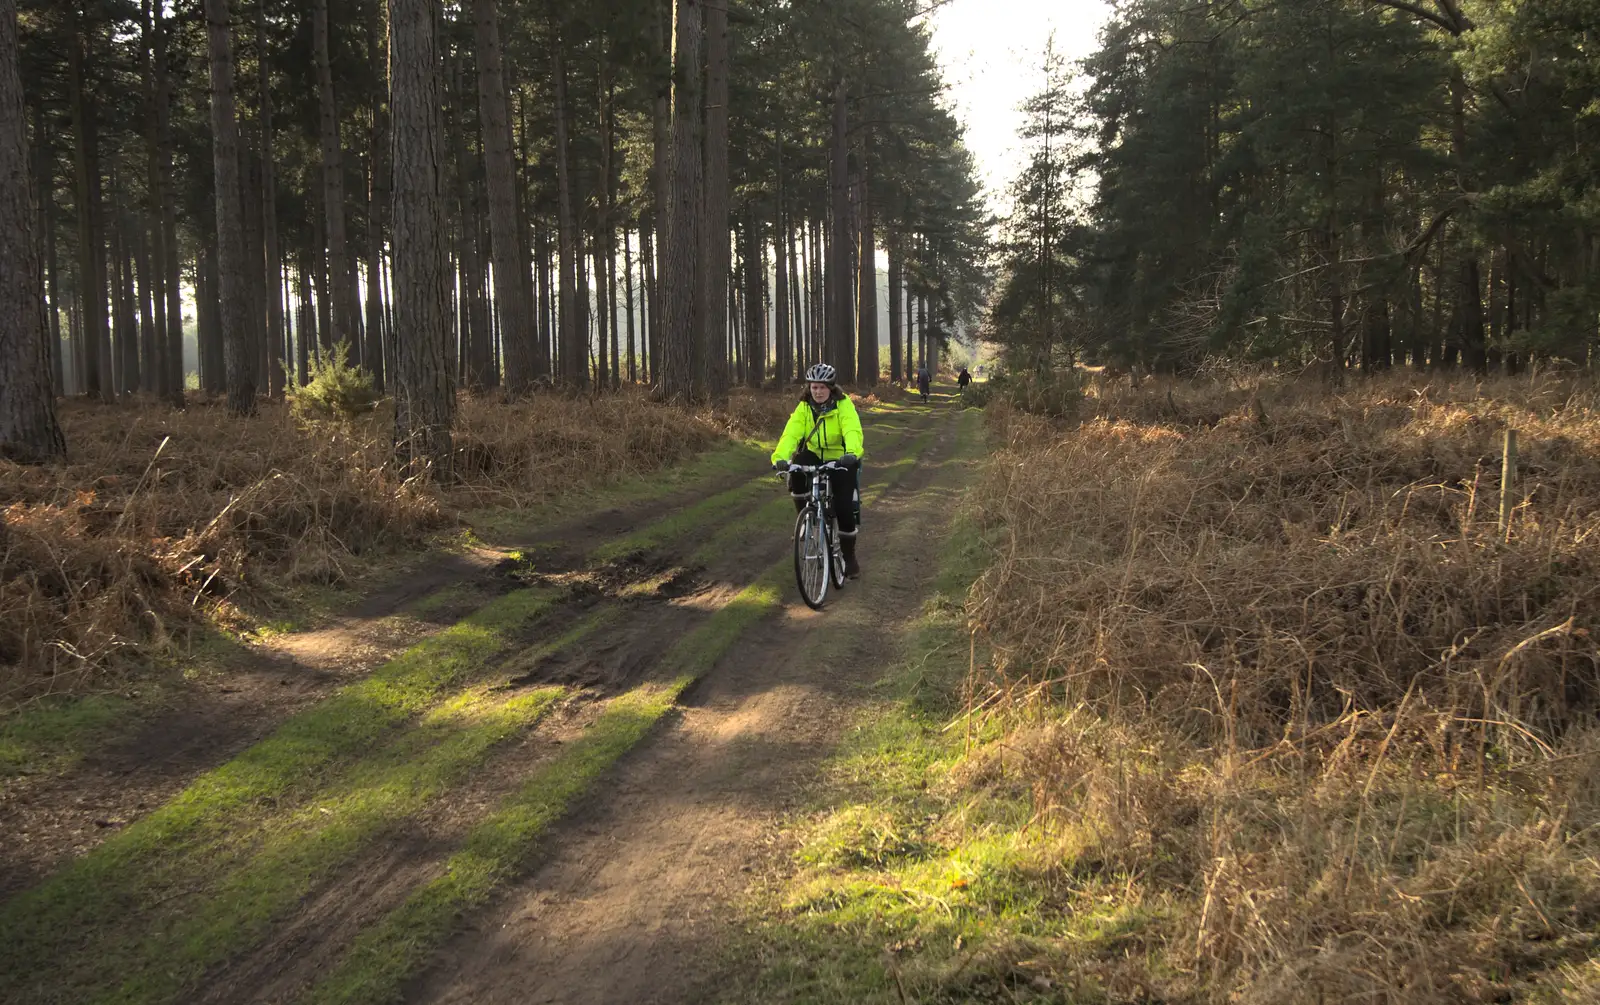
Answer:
[{"left": 772, "top": 395, "right": 864, "bottom": 463}]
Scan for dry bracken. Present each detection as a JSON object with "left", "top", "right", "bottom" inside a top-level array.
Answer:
[
  {"left": 0, "top": 388, "right": 786, "bottom": 703},
  {"left": 964, "top": 371, "right": 1600, "bottom": 1003}
]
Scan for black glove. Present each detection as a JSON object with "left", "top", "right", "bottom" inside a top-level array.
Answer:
[
  {"left": 839, "top": 453, "right": 860, "bottom": 469},
  {"left": 773, "top": 460, "right": 790, "bottom": 473}
]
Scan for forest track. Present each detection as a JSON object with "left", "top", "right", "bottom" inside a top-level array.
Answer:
[
  {"left": 408, "top": 404, "right": 981, "bottom": 1005},
  {"left": 0, "top": 394, "right": 973, "bottom": 1005}
]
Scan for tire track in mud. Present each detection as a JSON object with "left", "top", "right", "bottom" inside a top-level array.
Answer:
[
  {"left": 0, "top": 413, "right": 917, "bottom": 909},
  {"left": 1, "top": 407, "right": 931, "bottom": 1005},
  {"left": 181, "top": 404, "right": 949, "bottom": 1005},
  {"left": 154, "top": 401, "right": 940, "bottom": 1005},
  {"left": 405, "top": 407, "right": 979, "bottom": 1005}
]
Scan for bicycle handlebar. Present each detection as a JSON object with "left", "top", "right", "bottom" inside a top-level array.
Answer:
[{"left": 774, "top": 458, "right": 860, "bottom": 475}]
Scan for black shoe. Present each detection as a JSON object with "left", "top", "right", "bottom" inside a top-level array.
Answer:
[{"left": 840, "top": 536, "right": 861, "bottom": 579}]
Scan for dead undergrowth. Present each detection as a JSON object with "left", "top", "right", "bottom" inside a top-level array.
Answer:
[
  {"left": 961, "top": 371, "right": 1600, "bottom": 1002},
  {"left": 0, "top": 387, "right": 786, "bottom": 704}
]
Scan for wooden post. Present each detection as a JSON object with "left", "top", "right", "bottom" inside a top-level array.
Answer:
[{"left": 1499, "top": 428, "right": 1518, "bottom": 534}]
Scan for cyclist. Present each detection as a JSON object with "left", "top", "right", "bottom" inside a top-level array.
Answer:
[
  {"left": 772, "top": 363, "right": 864, "bottom": 579},
  {"left": 916, "top": 366, "right": 931, "bottom": 401}
]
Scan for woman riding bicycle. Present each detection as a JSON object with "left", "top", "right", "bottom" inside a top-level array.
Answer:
[{"left": 772, "top": 363, "right": 864, "bottom": 578}]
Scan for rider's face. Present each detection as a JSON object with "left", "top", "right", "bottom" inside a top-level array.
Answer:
[{"left": 809, "top": 382, "right": 831, "bottom": 403}]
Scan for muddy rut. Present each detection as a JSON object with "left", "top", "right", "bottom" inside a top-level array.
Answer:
[
  {"left": 2, "top": 397, "right": 977, "bottom": 1005},
  {"left": 412, "top": 409, "right": 975, "bottom": 1005}
]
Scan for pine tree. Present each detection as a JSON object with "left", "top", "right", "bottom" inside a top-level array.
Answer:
[
  {"left": 0, "top": 0, "right": 65, "bottom": 461},
  {"left": 390, "top": 0, "right": 454, "bottom": 475}
]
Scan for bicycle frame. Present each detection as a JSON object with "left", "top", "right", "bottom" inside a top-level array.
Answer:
[{"left": 782, "top": 460, "right": 853, "bottom": 608}]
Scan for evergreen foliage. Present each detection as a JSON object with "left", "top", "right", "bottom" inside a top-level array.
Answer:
[
  {"left": 15, "top": 0, "right": 990, "bottom": 418},
  {"left": 987, "top": 0, "right": 1600, "bottom": 375},
  {"left": 286, "top": 341, "right": 380, "bottom": 421}
]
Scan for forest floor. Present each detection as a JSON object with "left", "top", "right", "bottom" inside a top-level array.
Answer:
[{"left": 0, "top": 384, "right": 985, "bottom": 1005}]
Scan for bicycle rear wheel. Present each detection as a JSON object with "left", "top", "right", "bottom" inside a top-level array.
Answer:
[{"left": 794, "top": 506, "right": 830, "bottom": 610}]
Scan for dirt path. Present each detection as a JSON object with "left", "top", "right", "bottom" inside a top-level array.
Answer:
[
  {"left": 0, "top": 441, "right": 773, "bottom": 900},
  {"left": 410, "top": 406, "right": 978, "bottom": 1005},
  {"left": 1, "top": 396, "right": 976, "bottom": 1005}
]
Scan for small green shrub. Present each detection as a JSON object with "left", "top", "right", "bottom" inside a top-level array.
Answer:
[
  {"left": 960, "top": 379, "right": 997, "bottom": 410},
  {"left": 1005, "top": 369, "right": 1082, "bottom": 419},
  {"left": 971, "top": 368, "right": 1082, "bottom": 418},
  {"left": 287, "top": 343, "right": 381, "bottom": 421}
]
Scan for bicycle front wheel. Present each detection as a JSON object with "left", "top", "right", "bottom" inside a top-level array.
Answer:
[
  {"left": 828, "top": 520, "right": 848, "bottom": 589},
  {"left": 794, "top": 506, "right": 830, "bottom": 610}
]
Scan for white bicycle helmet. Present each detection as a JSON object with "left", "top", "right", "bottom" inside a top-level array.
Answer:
[{"left": 805, "top": 362, "right": 837, "bottom": 384}]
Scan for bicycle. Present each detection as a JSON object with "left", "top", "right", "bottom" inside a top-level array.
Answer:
[{"left": 777, "top": 457, "right": 859, "bottom": 610}]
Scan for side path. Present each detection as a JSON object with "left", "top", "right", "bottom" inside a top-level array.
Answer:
[{"left": 413, "top": 406, "right": 985, "bottom": 1005}]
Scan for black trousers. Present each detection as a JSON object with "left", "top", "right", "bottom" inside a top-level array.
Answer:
[{"left": 788, "top": 448, "right": 859, "bottom": 534}]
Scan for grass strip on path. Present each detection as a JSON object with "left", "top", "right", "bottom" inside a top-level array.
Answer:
[
  {"left": 22, "top": 606, "right": 618, "bottom": 1005},
  {"left": 309, "top": 411, "right": 968, "bottom": 1005},
  {"left": 93, "top": 687, "right": 565, "bottom": 1005},
  {"left": 465, "top": 437, "right": 771, "bottom": 547},
  {"left": 588, "top": 478, "right": 776, "bottom": 565},
  {"left": 0, "top": 585, "right": 561, "bottom": 995},
  {"left": 302, "top": 569, "right": 791, "bottom": 1005},
  {"left": 711, "top": 410, "right": 1053, "bottom": 1005}
]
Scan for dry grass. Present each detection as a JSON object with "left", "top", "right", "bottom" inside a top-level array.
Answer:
[
  {"left": 0, "top": 388, "right": 787, "bottom": 704},
  {"left": 963, "top": 370, "right": 1600, "bottom": 1002}
]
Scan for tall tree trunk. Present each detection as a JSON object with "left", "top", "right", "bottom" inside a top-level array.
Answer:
[
  {"left": 458, "top": 159, "right": 491, "bottom": 390},
  {"left": 40, "top": 119, "right": 63, "bottom": 394},
  {"left": 856, "top": 170, "right": 878, "bottom": 386},
  {"left": 206, "top": 0, "right": 255, "bottom": 414},
  {"left": 641, "top": 222, "right": 658, "bottom": 384},
  {"left": 743, "top": 210, "right": 763, "bottom": 387},
  {"left": 112, "top": 169, "right": 139, "bottom": 394},
  {"left": 241, "top": 138, "right": 266, "bottom": 393},
  {"left": 1459, "top": 256, "right": 1487, "bottom": 374},
  {"left": 314, "top": 209, "right": 331, "bottom": 350},
  {"left": 390, "top": 0, "right": 454, "bottom": 475},
  {"left": 256, "top": 2, "right": 284, "bottom": 396},
  {"left": 0, "top": 0, "right": 65, "bottom": 460},
  {"left": 608, "top": 236, "right": 621, "bottom": 390},
  {"left": 827, "top": 77, "right": 854, "bottom": 382},
  {"left": 787, "top": 213, "right": 801, "bottom": 380},
  {"left": 649, "top": 0, "right": 670, "bottom": 392},
  {"left": 595, "top": 55, "right": 612, "bottom": 392},
  {"left": 914, "top": 292, "right": 924, "bottom": 371},
  {"left": 365, "top": 12, "right": 389, "bottom": 390},
  {"left": 67, "top": 8, "right": 109, "bottom": 401},
  {"left": 551, "top": 32, "right": 584, "bottom": 388},
  {"left": 887, "top": 231, "right": 902, "bottom": 383},
  {"left": 137, "top": 0, "right": 165, "bottom": 398},
  {"left": 702, "top": 0, "right": 729, "bottom": 398},
  {"left": 136, "top": 201, "right": 158, "bottom": 394},
  {"left": 473, "top": 0, "right": 533, "bottom": 394},
  {"left": 658, "top": 0, "right": 703, "bottom": 402},
  {"left": 151, "top": 3, "right": 183, "bottom": 404},
  {"left": 774, "top": 157, "right": 790, "bottom": 387},
  {"left": 624, "top": 227, "right": 637, "bottom": 383},
  {"left": 198, "top": 239, "right": 223, "bottom": 392},
  {"left": 605, "top": 75, "right": 620, "bottom": 391},
  {"left": 535, "top": 221, "right": 552, "bottom": 377},
  {"left": 313, "top": 0, "right": 359, "bottom": 363},
  {"left": 808, "top": 217, "right": 823, "bottom": 368},
  {"left": 592, "top": 226, "right": 607, "bottom": 389},
  {"left": 576, "top": 219, "right": 591, "bottom": 384},
  {"left": 296, "top": 250, "right": 313, "bottom": 384}
]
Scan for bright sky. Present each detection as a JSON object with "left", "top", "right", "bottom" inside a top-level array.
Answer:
[{"left": 927, "top": 0, "right": 1111, "bottom": 212}]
